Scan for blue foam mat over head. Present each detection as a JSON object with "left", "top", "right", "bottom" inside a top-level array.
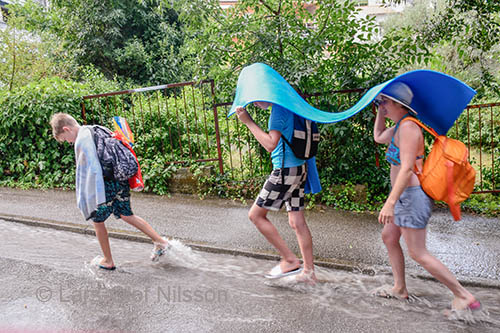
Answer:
[{"left": 229, "top": 63, "right": 476, "bottom": 135}]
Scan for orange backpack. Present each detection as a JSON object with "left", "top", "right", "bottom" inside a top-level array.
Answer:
[{"left": 401, "top": 117, "right": 476, "bottom": 221}]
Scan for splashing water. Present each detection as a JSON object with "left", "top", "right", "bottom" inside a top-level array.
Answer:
[
  {"left": 2, "top": 218, "right": 498, "bottom": 332},
  {"left": 81, "top": 255, "right": 121, "bottom": 289},
  {"left": 148, "top": 239, "right": 500, "bottom": 327},
  {"left": 169, "top": 246, "right": 500, "bottom": 328},
  {"left": 160, "top": 239, "right": 207, "bottom": 269}
]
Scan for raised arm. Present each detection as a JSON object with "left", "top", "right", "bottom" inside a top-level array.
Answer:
[
  {"left": 235, "top": 106, "right": 281, "bottom": 152},
  {"left": 373, "top": 109, "right": 395, "bottom": 145}
]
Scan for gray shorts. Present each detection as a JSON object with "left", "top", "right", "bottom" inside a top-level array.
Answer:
[{"left": 394, "top": 186, "right": 433, "bottom": 229}]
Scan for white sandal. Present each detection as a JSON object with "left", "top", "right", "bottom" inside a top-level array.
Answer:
[{"left": 265, "top": 265, "right": 302, "bottom": 279}]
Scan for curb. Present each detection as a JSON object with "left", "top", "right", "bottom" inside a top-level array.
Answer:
[{"left": 2, "top": 213, "right": 500, "bottom": 290}]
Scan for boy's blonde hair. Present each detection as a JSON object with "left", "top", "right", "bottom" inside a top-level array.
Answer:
[{"left": 50, "top": 113, "right": 79, "bottom": 142}]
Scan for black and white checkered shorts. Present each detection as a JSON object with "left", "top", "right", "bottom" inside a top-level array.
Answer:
[{"left": 255, "top": 164, "right": 307, "bottom": 212}]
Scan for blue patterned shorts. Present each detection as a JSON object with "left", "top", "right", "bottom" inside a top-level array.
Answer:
[{"left": 92, "top": 180, "right": 133, "bottom": 223}]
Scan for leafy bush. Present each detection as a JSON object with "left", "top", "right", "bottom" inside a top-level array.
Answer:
[
  {"left": 0, "top": 69, "right": 121, "bottom": 188},
  {"left": 0, "top": 77, "right": 90, "bottom": 188},
  {"left": 462, "top": 193, "right": 500, "bottom": 217},
  {"left": 196, "top": 171, "right": 265, "bottom": 202},
  {"left": 0, "top": 12, "right": 76, "bottom": 91},
  {"left": 82, "top": 85, "right": 218, "bottom": 161}
]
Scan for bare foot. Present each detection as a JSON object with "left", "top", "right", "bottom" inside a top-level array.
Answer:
[
  {"left": 372, "top": 285, "right": 408, "bottom": 300},
  {"left": 295, "top": 271, "right": 318, "bottom": 286},
  {"left": 280, "top": 259, "right": 301, "bottom": 274},
  {"left": 451, "top": 296, "right": 480, "bottom": 311},
  {"left": 98, "top": 258, "right": 115, "bottom": 269}
]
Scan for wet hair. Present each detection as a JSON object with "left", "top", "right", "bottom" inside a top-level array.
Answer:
[{"left": 49, "top": 113, "right": 78, "bottom": 141}]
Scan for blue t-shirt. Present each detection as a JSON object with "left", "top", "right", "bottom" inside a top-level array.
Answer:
[{"left": 268, "top": 104, "right": 306, "bottom": 169}]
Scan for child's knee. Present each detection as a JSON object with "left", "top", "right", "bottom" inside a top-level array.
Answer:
[
  {"left": 288, "top": 219, "right": 299, "bottom": 230},
  {"left": 248, "top": 207, "right": 267, "bottom": 226},
  {"left": 288, "top": 213, "right": 305, "bottom": 230},
  {"left": 248, "top": 210, "right": 259, "bottom": 224},
  {"left": 381, "top": 229, "right": 399, "bottom": 246},
  {"left": 407, "top": 248, "right": 427, "bottom": 264}
]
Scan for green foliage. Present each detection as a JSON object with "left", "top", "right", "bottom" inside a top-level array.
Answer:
[
  {"left": 462, "top": 193, "right": 500, "bottom": 217},
  {"left": 141, "top": 156, "right": 178, "bottom": 195},
  {"left": 382, "top": 0, "right": 500, "bottom": 100},
  {"left": 80, "top": 84, "right": 227, "bottom": 195},
  {"left": 1, "top": 0, "right": 497, "bottom": 217},
  {"left": 475, "top": 151, "right": 500, "bottom": 194},
  {"left": 9, "top": 0, "right": 187, "bottom": 86},
  {"left": 196, "top": 172, "right": 265, "bottom": 202},
  {"left": 218, "top": 104, "right": 273, "bottom": 180},
  {"left": 0, "top": 10, "right": 76, "bottom": 91},
  {"left": 175, "top": 0, "right": 430, "bottom": 102},
  {"left": 0, "top": 77, "right": 90, "bottom": 188},
  {"left": 171, "top": 0, "right": 426, "bottom": 210},
  {"left": 83, "top": 85, "right": 218, "bottom": 162},
  {"left": 0, "top": 67, "right": 121, "bottom": 188},
  {"left": 320, "top": 182, "right": 366, "bottom": 211},
  {"left": 77, "top": 65, "right": 123, "bottom": 94},
  {"left": 451, "top": 109, "right": 499, "bottom": 148}
]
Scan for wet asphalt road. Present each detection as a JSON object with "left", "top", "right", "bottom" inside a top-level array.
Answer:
[
  {"left": 0, "top": 187, "right": 499, "bottom": 286},
  {"left": 1, "top": 220, "right": 500, "bottom": 332}
]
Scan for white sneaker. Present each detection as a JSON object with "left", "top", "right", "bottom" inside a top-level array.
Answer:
[{"left": 150, "top": 237, "right": 169, "bottom": 262}]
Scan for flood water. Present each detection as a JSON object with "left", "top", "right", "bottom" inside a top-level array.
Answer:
[{"left": 1, "top": 219, "right": 499, "bottom": 332}]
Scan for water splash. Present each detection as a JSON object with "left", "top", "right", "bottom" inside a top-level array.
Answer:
[
  {"left": 158, "top": 239, "right": 207, "bottom": 269},
  {"left": 154, "top": 241, "right": 499, "bottom": 327},
  {"left": 445, "top": 307, "right": 491, "bottom": 324},
  {"left": 82, "top": 255, "right": 120, "bottom": 289}
]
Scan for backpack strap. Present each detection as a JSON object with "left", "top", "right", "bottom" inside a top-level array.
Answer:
[
  {"left": 400, "top": 117, "right": 438, "bottom": 138},
  {"left": 281, "top": 139, "right": 285, "bottom": 185},
  {"left": 399, "top": 116, "right": 438, "bottom": 176},
  {"left": 281, "top": 113, "right": 297, "bottom": 184},
  {"left": 281, "top": 134, "right": 292, "bottom": 148}
]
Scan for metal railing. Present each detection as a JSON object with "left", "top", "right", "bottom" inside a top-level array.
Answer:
[
  {"left": 81, "top": 81, "right": 499, "bottom": 195},
  {"left": 213, "top": 88, "right": 368, "bottom": 181},
  {"left": 81, "top": 80, "right": 224, "bottom": 174},
  {"left": 454, "top": 103, "right": 499, "bottom": 193}
]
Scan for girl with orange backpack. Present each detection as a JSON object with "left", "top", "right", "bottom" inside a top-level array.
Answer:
[{"left": 373, "top": 82, "right": 480, "bottom": 313}]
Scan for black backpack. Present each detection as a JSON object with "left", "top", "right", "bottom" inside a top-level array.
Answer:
[
  {"left": 281, "top": 114, "right": 320, "bottom": 160},
  {"left": 90, "top": 126, "right": 138, "bottom": 181}
]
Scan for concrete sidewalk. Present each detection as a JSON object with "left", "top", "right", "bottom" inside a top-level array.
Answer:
[{"left": 1, "top": 186, "right": 499, "bottom": 288}]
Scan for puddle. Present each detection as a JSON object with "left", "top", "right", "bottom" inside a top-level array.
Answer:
[{"left": 1, "top": 219, "right": 499, "bottom": 331}]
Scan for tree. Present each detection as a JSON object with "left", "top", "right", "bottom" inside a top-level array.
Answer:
[
  {"left": 0, "top": 10, "right": 75, "bottom": 91},
  {"left": 174, "top": 0, "right": 430, "bottom": 101},
  {"left": 8, "top": 0, "right": 187, "bottom": 86},
  {"left": 382, "top": 0, "right": 500, "bottom": 99},
  {"left": 172, "top": 0, "right": 432, "bottom": 204}
]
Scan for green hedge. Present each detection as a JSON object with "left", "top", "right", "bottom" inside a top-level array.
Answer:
[
  {"left": 0, "top": 77, "right": 89, "bottom": 188},
  {"left": 0, "top": 77, "right": 497, "bottom": 216}
]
